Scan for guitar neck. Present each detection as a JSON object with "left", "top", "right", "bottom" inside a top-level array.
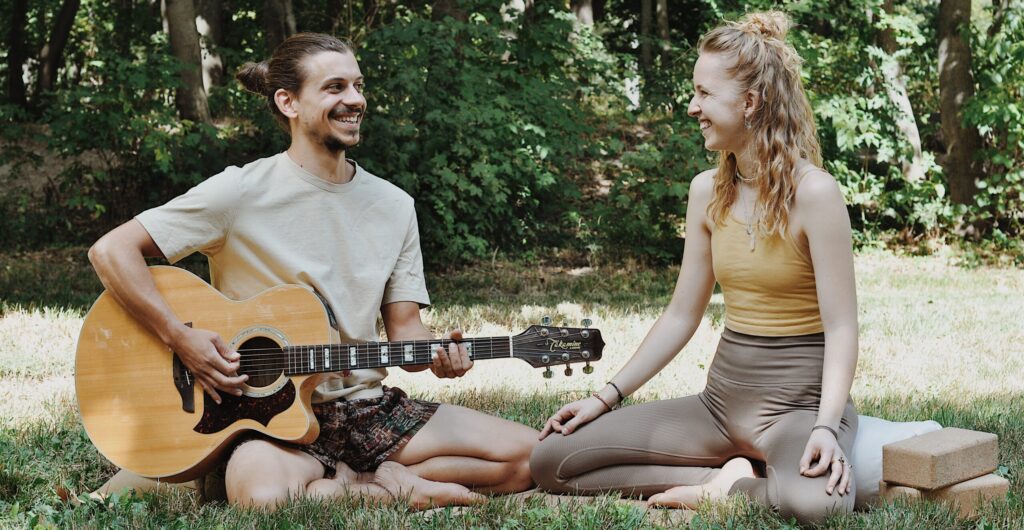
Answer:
[{"left": 282, "top": 337, "right": 512, "bottom": 375}]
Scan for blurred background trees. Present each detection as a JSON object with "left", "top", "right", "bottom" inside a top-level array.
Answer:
[{"left": 1, "top": 0, "right": 1021, "bottom": 267}]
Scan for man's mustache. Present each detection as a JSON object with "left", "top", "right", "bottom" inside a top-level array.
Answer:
[{"left": 329, "top": 106, "right": 364, "bottom": 119}]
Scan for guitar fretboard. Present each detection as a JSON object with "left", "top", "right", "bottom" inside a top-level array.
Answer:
[{"left": 283, "top": 337, "right": 512, "bottom": 375}]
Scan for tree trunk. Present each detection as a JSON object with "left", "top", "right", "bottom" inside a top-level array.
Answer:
[
  {"left": 640, "top": 0, "right": 652, "bottom": 74},
  {"left": 571, "top": 0, "right": 593, "bottom": 26},
  {"left": 656, "top": 0, "right": 669, "bottom": 64},
  {"left": 114, "top": 0, "right": 134, "bottom": 55},
  {"left": 432, "top": 0, "right": 468, "bottom": 22},
  {"left": 6, "top": 0, "right": 29, "bottom": 107},
  {"left": 37, "top": 0, "right": 80, "bottom": 96},
  {"left": 264, "top": 0, "right": 297, "bottom": 53},
  {"left": 166, "top": 0, "right": 211, "bottom": 123},
  {"left": 879, "top": 0, "right": 925, "bottom": 182},
  {"left": 196, "top": 0, "right": 225, "bottom": 89},
  {"left": 988, "top": 0, "right": 1010, "bottom": 39},
  {"left": 937, "top": 0, "right": 984, "bottom": 206}
]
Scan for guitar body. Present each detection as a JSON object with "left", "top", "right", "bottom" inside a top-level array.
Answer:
[{"left": 76, "top": 266, "right": 334, "bottom": 482}]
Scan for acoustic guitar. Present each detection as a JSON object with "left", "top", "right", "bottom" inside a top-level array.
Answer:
[{"left": 75, "top": 266, "right": 604, "bottom": 482}]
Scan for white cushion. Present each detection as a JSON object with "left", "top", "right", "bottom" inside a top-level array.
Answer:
[{"left": 851, "top": 415, "right": 943, "bottom": 509}]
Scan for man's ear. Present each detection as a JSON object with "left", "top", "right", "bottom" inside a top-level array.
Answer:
[{"left": 274, "top": 89, "right": 299, "bottom": 119}]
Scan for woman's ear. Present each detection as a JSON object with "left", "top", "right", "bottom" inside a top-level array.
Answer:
[
  {"left": 274, "top": 89, "right": 299, "bottom": 119},
  {"left": 743, "top": 88, "right": 762, "bottom": 122}
]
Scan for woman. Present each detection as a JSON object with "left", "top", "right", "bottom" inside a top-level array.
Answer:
[{"left": 531, "top": 11, "right": 859, "bottom": 524}]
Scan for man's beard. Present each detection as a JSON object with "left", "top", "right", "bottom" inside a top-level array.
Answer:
[{"left": 318, "top": 128, "right": 359, "bottom": 154}]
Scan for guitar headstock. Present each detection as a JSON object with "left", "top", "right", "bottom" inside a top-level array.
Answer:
[{"left": 511, "top": 320, "right": 604, "bottom": 376}]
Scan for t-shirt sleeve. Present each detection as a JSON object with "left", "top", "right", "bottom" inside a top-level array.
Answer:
[
  {"left": 134, "top": 169, "right": 240, "bottom": 264},
  {"left": 382, "top": 207, "right": 431, "bottom": 307}
]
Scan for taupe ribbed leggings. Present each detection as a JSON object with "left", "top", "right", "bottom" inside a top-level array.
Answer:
[{"left": 530, "top": 329, "right": 857, "bottom": 524}]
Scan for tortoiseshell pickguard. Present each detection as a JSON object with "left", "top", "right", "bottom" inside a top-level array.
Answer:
[{"left": 193, "top": 380, "right": 296, "bottom": 434}]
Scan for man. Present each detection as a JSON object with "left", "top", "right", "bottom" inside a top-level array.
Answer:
[{"left": 88, "top": 33, "right": 537, "bottom": 509}]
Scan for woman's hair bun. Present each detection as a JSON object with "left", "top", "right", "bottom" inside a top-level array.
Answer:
[
  {"left": 741, "top": 11, "right": 791, "bottom": 40},
  {"left": 235, "top": 61, "right": 271, "bottom": 96}
]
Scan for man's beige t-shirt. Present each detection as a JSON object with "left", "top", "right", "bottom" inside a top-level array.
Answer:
[{"left": 136, "top": 152, "right": 430, "bottom": 402}]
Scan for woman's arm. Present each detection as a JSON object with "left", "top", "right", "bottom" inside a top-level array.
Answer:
[
  {"left": 795, "top": 168, "right": 859, "bottom": 495},
  {"left": 541, "top": 170, "right": 718, "bottom": 437},
  {"left": 601, "top": 170, "right": 719, "bottom": 400}
]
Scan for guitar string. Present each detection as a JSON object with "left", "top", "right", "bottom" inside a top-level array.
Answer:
[
  {"left": 229, "top": 345, "right": 595, "bottom": 371},
  {"left": 204, "top": 341, "right": 598, "bottom": 376},
  {"left": 219, "top": 335, "right": 594, "bottom": 358}
]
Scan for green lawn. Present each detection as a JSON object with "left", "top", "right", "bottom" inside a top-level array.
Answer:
[{"left": 1, "top": 248, "right": 1022, "bottom": 528}]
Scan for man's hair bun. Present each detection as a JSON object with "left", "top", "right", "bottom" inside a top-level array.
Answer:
[{"left": 235, "top": 61, "right": 271, "bottom": 96}]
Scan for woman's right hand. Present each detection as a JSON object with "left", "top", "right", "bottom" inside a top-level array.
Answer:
[{"left": 538, "top": 396, "right": 610, "bottom": 440}]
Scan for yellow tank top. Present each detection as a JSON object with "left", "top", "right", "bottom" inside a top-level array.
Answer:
[{"left": 710, "top": 214, "right": 823, "bottom": 336}]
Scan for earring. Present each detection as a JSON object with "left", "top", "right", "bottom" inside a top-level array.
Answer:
[{"left": 744, "top": 117, "right": 752, "bottom": 129}]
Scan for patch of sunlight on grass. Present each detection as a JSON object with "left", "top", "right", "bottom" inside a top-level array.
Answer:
[{"left": 0, "top": 305, "right": 82, "bottom": 378}]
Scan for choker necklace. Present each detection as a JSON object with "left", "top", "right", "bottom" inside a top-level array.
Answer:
[{"left": 736, "top": 170, "right": 755, "bottom": 184}]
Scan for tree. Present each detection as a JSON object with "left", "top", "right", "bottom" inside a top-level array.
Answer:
[
  {"left": 37, "top": 0, "right": 81, "bottom": 98},
  {"left": 196, "top": 0, "right": 225, "bottom": 89},
  {"left": 640, "top": 0, "right": 652, "bottom": 75},
  {"left": 165, "top": 0, "right": 212, "bottom": 123},
  {"left": 877, "top": 0, "right": 925, "bottom": 182},
  {"left": 264, "top": 0, "right": 297, "bottom": 52},
  {"left": 572, "top": 0, "right": 594, "bottom": 26},
  {"left": 5, "top": 0, "right": 28, "bottom": 107},
  {"left": 937, "top": 0, "right": 984, "bottom": 207},
  {"left": 656, "top": 0, "right": 669, "bottom": 65}
]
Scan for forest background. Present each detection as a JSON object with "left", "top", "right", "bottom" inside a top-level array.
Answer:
[{"left": 1, "top": 0, "right": 1022, "bottom": 267}]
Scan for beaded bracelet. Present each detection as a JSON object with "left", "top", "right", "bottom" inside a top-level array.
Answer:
[
  {"left": 811, "top": 424, "right": 839, "bottom": 440},
  {"left": 591, "top": 392, "right": 613, "bottom": 411},
  {"left": 607, "top": 381, "right": 625, "bottom": 403}
]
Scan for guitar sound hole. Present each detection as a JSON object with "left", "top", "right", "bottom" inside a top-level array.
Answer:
[{"left": 237, "top": 336, "right": 285, "bottom": 388}]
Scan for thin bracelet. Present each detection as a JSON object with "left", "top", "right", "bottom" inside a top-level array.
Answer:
[
  {"left": 811, "top": 424, "right": 839, "bottom": 440},
  {"left": 591, "top": 392, "right": 612, "bottom": 411},
  {"left": 607, "top": 381, "right": 625, "bottom": 403}
]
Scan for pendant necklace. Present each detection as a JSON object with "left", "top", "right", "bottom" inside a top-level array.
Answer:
[{"left": 737, "top": 170, "right": 758, "bottom": 252}]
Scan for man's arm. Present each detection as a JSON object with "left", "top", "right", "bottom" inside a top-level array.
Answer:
[
  {"left": 88, "top": 219, "right": 248, "bottom": 403},
  {"left": 381, "top": 301, "right": 472, "bottom": 378}
]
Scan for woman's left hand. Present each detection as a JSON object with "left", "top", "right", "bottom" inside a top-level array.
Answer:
[{"left": 799, "top": 428, "right": 852, "bottom": 496}]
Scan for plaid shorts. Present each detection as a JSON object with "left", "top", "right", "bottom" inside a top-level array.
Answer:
[
  {"left": 199, "top": 386, "right": 438, "bottom": 502},
  {"left": 289, "top": 386, "right": 439, "bottom": 475}
]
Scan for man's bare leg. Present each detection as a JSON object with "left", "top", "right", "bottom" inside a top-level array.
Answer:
[
  {"left": 227, "top": 439, "right": 483, "bottom": 509},
  {"left": 89, "top": 469, "right": 196, "bottom": 500},
  {"left": 390, "top": 404, "right": 538, "bottom": 493}
]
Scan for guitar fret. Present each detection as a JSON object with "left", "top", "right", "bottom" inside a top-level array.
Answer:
[{"left": 284, "top": 336, "right": 523, "bottom": 374}]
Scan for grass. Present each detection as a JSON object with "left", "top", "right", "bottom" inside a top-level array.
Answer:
[{"left": 1, "top": 248, "right": 1023, "bottom": 528}]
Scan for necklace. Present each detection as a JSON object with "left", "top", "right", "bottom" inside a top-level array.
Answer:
[
  {"left": 744, "top": 204, "right": 759, "bottom": 252},
  {"left": 736, "top": 173, "right": 759, "bottom": 252}
]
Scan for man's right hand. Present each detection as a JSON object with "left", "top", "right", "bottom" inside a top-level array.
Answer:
[{"left": 168, "top": 325, "right": 248, "bottom": 404}]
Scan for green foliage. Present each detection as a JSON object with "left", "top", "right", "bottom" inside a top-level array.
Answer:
[
  {"left": 590, "top": 117, "right": 711, "bottom": 264},
  {"left": 1, "top": 0, "right": 1023, "bottom": 264},
  {"left": 964, "top": 3, "right": 1024, "bottom": 258},
  {"left": 356, "top": 0, "right": 594, "bottom": 262},
  {"left": 38, "top": 41, "right": 224, "bottom": 245}
]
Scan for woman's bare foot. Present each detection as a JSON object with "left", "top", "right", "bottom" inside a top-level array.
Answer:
[
  {"left": 374, "top": 461, "right": 487, "bottom": 509},
  {"left": 647, "top": 457, "right": 756, "bottom": 509}
]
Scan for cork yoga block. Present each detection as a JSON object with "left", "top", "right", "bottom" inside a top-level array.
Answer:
[
  {"left": 879, "top": 474, "right": 1010, "bottom": 517},
  {"left": 882, "top": 427, "right": 998, "bottom": 490}
]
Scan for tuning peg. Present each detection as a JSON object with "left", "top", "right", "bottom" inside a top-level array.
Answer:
[
  {"left": 543, "top": 368, "right": 553, "bottom": 379},
  {"left": 582, "top": 318, "right": 592, "bottom": 328},
  {"left": 564, "top": 365, "right": 573, "bottom": 377},
  {"left": 583, "top": 363, "right": 594, "bottom": 375},
  {"left": 541, "top": 316, "right": 552, "bottom": 326}
]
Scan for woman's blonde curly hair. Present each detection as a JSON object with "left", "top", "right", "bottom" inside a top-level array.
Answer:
[{"left": 700, "top": 11, "right": 822, "bottom": 238}]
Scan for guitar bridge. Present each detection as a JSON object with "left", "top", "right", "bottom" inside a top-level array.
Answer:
[{"left": 172, "top": 322, "right": 195, "bottom": 413}]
